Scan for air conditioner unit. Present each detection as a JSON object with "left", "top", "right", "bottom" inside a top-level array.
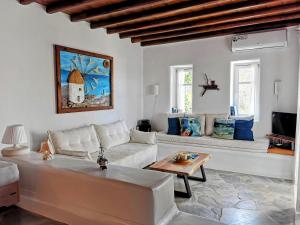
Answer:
[{"left": 232, "top": 29, "right": 287, "bottom": 52}]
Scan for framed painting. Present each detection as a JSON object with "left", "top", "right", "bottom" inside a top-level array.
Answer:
[{"left": 55, "top": 45, "right": 113, "bottom": 113}]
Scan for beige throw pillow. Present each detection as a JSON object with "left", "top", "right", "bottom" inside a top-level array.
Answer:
[
  {"left": 130, "top": 129, "right": 156, "bottom": 145},
  {"left": 205, "top": 113, "right": 229, "bottom": 136}
]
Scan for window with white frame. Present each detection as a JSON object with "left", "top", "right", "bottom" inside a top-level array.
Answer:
[
  {"left": 230, "top": 60, "right": 260, "bottom": 121},
  {"left": 170, "top": 65, "right": 193, "bottom": 113}
]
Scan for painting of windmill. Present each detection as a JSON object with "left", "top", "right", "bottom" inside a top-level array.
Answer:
[{"left": 55, "top": 46, "right": 113, "bottom": 113}]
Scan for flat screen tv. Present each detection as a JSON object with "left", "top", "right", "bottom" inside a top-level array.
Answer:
[{"left": 272, "top": 112, "right": 297, "bottom": 138}]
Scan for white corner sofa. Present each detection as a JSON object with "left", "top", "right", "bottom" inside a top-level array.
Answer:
[
  {"left": 155, "top": 113, "right": 294, "bottom": 180},
  {"left": 48, "top": 120, "right": 157, "bottom": 169},
  {"left": 1, "top": 120, "right": 225, "bottom": 225}
]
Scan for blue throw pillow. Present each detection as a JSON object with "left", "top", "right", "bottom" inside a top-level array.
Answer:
[
  {"left": 167, "top": 117, "right": 181, "bottom": 135},
  {"left": 234, "top": 119, "right": 254, "bottom": 141},
  {"left": 180, "top": 117, "right": 201, "bottom": 137},
  {"left": 212, "top": 119, "right": 235, "bottom": 140}
]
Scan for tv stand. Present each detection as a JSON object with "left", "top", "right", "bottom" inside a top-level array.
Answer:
[{"left": 266, "top": 134, "right": 295, "bottom": 152}]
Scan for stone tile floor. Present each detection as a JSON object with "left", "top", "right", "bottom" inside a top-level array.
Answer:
[
  {"left": 0, "top": 206, "right": 65, "bottom": 225},
  {"left": 175, "top": 169, "right": 295, "bottom": 225}
]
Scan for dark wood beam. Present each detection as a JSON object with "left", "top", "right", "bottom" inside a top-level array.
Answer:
[
  {"left": 91, "top": 0, "right": 248, "bottom": 29},
  {"left": 132, "top": 12, "right": 300, "bottom": 43},
  {"left": 108, "top": 0, "right": 299, "bottom": 34},
  {"left": 71, "top": 0, "right": 184, "bottom": 22},
  {"left": 130, "top": 4, "right": 300, "bottom": 42},
  {"left": 76, "top": 0, "right": 247, "bottom": 23},
  {"left": 140, "top": 20, "right": 300, "bottom": 46},
  {"left": 19, "top": 0, "right": 35, "bottom": 4},
  {"left": 46, "top": 0, "right": 101, "bottom": 14}
]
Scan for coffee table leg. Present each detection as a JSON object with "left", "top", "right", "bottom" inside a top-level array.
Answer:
[
  {"left": 188, "top": 165, "right": 207, "bottom": 182},
  {"left": 174, "top": 175, "right": 192, "bottom": 198}
]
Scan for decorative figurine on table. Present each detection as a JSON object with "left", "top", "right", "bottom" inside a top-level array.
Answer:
[
  {"left": 39, "top": 139, "right": 54, "bottom": 161},
  {"left": 97, "top": 147, "right": 108, "bottom": 170}
]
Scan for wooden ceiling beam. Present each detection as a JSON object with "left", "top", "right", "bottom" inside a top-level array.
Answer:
[
  {"left": 108, "top": 0, "right": 299, "bottom": 34},
  {"left": 46, "top": 0, "right": 101, "bottom": 14},
  {"left": 71, "top": 0, "right": 183, "bottom": 22},
  {"left": 132, "top": 12, "right": 300, "bottom": 43},
  {"left": 129, "top": 3, "right": 300, "bottom": 41},
  {"left": 19, "top": 0, "right": 35, "bottom": 4},
  {"left": 81, "top": 0, "right": 247, "bottom": 24},
  {"left": 140, "top": 20, "right": 300, "bottom": 46},
  {"left": 91, "top": 0, "right": 248, "bottom": 29}
]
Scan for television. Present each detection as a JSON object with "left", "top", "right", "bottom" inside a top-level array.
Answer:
[{"left": 272, "top": 112, "right": 297, "bottom": 138}]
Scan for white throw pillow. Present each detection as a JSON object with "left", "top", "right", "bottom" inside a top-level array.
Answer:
[
  {"left": 48, "top": 125, "right": 100, "bottom": 154},
  {"left": 94, "top": 120, "right": 130, "bottom": 150},
  {"left": 130, "top": 129, "right": 156, "bottom": 145},
  {"left": 59, "top": 149, "right": 92, "bottom": 160},
  {"left": 205, "top": 113, "right": 229, "bottom": 136}
]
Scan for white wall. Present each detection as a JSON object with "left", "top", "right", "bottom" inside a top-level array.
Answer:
[
  {"left": 0, "top": 0, "right": 143, "bottom": 150},
  {"left": 143, "top": 28, "right": 299, "bottom": 137}
]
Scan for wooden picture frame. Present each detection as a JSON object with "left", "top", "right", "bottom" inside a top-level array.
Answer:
[{"left": 54, "top": 45, "right": 114, "bottom": 113}]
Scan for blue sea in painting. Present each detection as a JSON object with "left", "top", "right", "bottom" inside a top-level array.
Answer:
[{"left": 60, "top": 50, "right": 111, "bottom": 98}]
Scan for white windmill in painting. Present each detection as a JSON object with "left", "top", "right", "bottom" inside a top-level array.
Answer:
[{"left": 68, "top": 70, "right": 85, "bottom": 104}]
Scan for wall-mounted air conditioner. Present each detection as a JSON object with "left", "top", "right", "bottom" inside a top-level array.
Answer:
[{"left": 232, "top": 29, "right": 287, "bottom": 52}]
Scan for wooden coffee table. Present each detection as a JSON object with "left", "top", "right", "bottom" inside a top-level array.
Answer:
[{"left": 148, "top": 152, "right": 211, "bottom": 198}]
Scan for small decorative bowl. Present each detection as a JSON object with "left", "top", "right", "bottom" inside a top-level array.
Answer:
[{"left": 174, "top": 152, "right": 191, "bottom": 163}]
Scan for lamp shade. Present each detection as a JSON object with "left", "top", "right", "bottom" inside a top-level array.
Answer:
[{"left": 2, "top": 125, "right": 28, "bottom": 145}]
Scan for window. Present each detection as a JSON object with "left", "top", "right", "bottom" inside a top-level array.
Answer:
[
  {"left": 170, "top": 65, "right": 193, "bottom": 113},
  {"left": 230, "top": 60, "right": 260, "bottom": 121}
]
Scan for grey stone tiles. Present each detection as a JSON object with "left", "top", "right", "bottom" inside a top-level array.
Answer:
[{"left": 175, "top": 169, "right": 295, "bottom": 225}]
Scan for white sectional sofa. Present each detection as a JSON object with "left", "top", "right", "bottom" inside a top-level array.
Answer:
[
  {"left": 155, "top": 113, "right": 294, "bottom": 180},
  {"left": 1, "top": 120, "right": 225, "bottom": 225}
]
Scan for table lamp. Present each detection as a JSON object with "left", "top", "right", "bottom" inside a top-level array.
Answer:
[{"left": 1, "top": 125, "right": 30, "bottom": 156}]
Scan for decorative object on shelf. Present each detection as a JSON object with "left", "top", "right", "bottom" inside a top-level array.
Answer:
[
  {"left": 55, "top": 45, "right": 114, "bottom": 114},
  {"left": 137, "top": 119, "right": 152, "bottom": 132},
  {"left": 97, "top": 147, "right": 108, "bottom": 170},
  {"left": 171, "top": 107, "right": 178, "bottom": 113},
  {"left": 39, "top": 140, "right": 54, "bottom": 161},
  {"left": 230, "top": 106, "right": 237, "bottom": 116},
  {"left": 1, "top": 125, "right": 30, "bottom": 156},
  {"left": 198, "top": 73, "right": 219, "bottom": 96}
]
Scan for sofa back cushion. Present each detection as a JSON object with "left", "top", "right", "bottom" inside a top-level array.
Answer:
[
  {"left": 48, "top": 125, "right": 100, "bottom": 154},
  {"left": 205, "top": 113, "right": 228, "bottom": 136},
  {"left": 94, "top": 120, "right": 130, "bottom": 150}
]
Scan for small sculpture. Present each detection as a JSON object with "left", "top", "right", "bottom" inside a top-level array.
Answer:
[
  {"left": 39, "top": 140, "right": 54, "bottom": 161},
  {"left": 97, "top": 147, "right": 108, "bottom": 170}
]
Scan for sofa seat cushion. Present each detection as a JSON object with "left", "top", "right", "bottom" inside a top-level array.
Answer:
[
  {"left": 91, "top": 143, "right": 157, "bottom": 169},
  {"left": 157, "top": 132, "right": 268, "bottom": 153},
  {"left": 0, "top": 161, "right": 19, "bottom": 186},
  {"left": 94, "top": 120, "right": 130, "bottom": 150},
  {"left": 48, "top": 125, "right": 100, "bottom": 154}
]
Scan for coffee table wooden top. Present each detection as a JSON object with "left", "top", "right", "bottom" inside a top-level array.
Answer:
[{"left": 149, "top": 152, "right": 211, "bottom": 176}]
